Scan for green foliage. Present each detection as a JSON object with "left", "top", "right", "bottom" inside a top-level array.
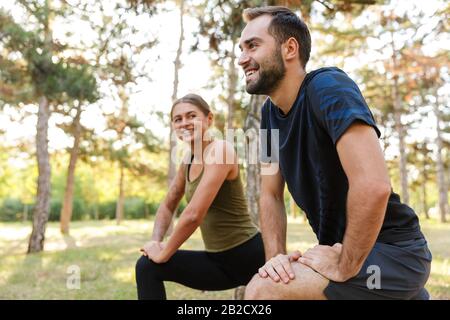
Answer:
[
  {"left": 97, "top": 201, "right": 117, "bottom": 220},
  {"left": 0, "top": 0, "right": 447, "bottom": 226},
  {"left": 0, "top": 198, "right": 25, "bottom": 221},
  {"left": 48, "top": 198, "right": 87, "bottom": 222},
  {"left": 0, "top": 197, "right": 164, "bottom": 222},
  {"left": 48, "top": 62, "right": 99, "bottom": 102},
  {"left": 124, "top": 197, "right": 146, "bottom": 219},
  {"left": 0, "top": 6, "right": 99, "bottom": 105},
  {"left": 0, "top": 148, "right": 168, "bottom": 222}
]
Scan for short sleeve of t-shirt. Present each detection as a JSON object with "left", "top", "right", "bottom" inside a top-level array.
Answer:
[{"left": 306, "top": 69, "right": 381, "bottom": 145}]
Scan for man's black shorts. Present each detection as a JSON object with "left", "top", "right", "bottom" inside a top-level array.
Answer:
[{"left": 324, "top": 238, "right": 432, "bottom": 300}]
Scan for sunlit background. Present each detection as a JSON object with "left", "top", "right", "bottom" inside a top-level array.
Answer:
[{"left": 0, "top": 0, "right": 448, "bottom": 299}]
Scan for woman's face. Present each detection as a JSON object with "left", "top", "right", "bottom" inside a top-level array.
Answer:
[{"left": 171, "top": 102, "right": 212, "bottom": 144}]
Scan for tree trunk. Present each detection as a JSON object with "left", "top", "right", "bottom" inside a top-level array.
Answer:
[
  {"left": 433, "top": 92, "right": 448, "bottom": 223},
  {"left": 91, "top": 162, "right": 99, "bottom": 220},
  {"left": 23, "top": 203, "right": 28, "bottom": 222},
  {"left": 227, "top": 40, "right": 238, "bottom": 129},
  {"left": 233, "top": 286, "right": 246, "bottom": 300},
  {"left": 60, "top": 105, "right": 82, "bottom": 234},
  {"left": 234, "top": 0, "right": 269, "bottom": 302},
  {"left": 290, "top": 195, "right": 297, "bottom": 218},
  {"left": 244, "top": 95, "right": 265, "bottom": 226},
  {"left": 391, "top": 44, "right": 409, "bottom": 205},
  {"left": 94, "top": 203, "right": 99, "bottom": 221},
  {"left": 419, "top": 146, "right": 430, "bottom": 219},
  {"left": 421, "top": 177, "right": 429, "bottom": 219},
  {"left": 144, "top": 203, "right": 149, "bottom": 219},
  {"left": 28, "top": 96, "right": 51, "bottom": 253},
  {"left": 168, "top": 0, "right": 185, "bottom": 187},
  {"left": 232, "top": 95, "right": 265, "bottom": 300},
  {"left": 116, "top": 164, "right": 125, "bottom": 225},
  {"left": 393, "top": 88, "right": 409, "bottom": 205},
  {"left": 166, "top": 0, "right": 185, "bottom": 236}
]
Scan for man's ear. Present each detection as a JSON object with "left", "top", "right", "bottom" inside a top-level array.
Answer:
[
  {"left": 284, "top": 37, "right": 299, "bottom": 61},
  {"left": 207, "top": 112, "right": 213, "bottom": 126}
]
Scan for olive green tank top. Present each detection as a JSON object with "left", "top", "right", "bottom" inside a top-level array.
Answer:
[{"left": 184, "top": 162, "right": 259, "bottom": 252}]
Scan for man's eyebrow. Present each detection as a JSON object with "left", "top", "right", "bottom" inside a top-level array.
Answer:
[{"left": 239, "top": 37, "right": 262, "bottom": 50}]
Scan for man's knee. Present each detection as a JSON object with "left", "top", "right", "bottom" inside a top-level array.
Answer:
[
  {"left": 244, "top": 263, "right": 329, "bottom": 300},
  {"left": 244, "top": 274, "right": 268, "bottom": 300}
]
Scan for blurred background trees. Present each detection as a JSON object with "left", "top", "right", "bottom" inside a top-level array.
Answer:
[{"left": 0, "top": 0, "right": 448, "bottom": 254}]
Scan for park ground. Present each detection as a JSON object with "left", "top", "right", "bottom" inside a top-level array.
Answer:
[{"left": 0, "top": 218, "right": 449, "bottom": 299}]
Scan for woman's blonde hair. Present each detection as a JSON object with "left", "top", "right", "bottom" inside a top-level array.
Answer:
[{"left": 171, "top": 94, "right": 211, "bottom": 119}]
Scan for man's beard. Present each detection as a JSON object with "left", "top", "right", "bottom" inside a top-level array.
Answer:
[{"left": 245, "top": 47, "right": 286, "bottom": 95}]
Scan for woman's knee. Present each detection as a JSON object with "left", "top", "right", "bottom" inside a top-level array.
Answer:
[{"left": 135, "top": 255, "right": 158, "bottom": 278}]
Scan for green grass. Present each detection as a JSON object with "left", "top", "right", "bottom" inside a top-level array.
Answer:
[{"left": 0, "top": 218, "right": 449, "bottom": 299}]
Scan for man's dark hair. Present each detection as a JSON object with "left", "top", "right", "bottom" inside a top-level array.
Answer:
[{"left": 243, "top": 6, "right": 311, "bottom": 68}]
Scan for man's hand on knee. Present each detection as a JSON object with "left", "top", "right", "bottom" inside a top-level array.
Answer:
[
  {"left": 258, "top": 250, "right": 302, "bottom": 283},
  {"left": 298, "top": 243, "right": 356, "bottom": 282}
]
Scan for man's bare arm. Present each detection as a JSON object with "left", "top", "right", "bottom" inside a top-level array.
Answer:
[
  {"left": 336, "top": 122, "right": 391, "bottom": 278},
  {"left": 260, "top": 163, "right": 287, "bottom": 260},
  {"left": 151, "top": 162, "right": 186, "bottom": 241}
]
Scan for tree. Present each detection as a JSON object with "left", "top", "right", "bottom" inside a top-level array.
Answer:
[
  {"left": 98, "top": 10, "right": 159, "bottom": 224},
  {"left": 168, "top": 0, "right": 185, "bottom": 186},
  {"left": 243, "top": 94, "right": 265, "bottom": 225},
  {"left": 350, "top": 3, "right": 443, "bottom": 206},
  {"left": 408, "top": 141, "right": 434, "bottom": 219},
  {"left": 398, "top": 2, "right": 449, "bottom": 221},
  {"left": 0, "top": 0, "right": 97, "bottom": 252},
  {"left": 432, "top": 83, "right": 449, "bottom": 222},
  {"left": 59, "top": 101, "right": 88, "bottom": 234},
  {"left": 59, "top": 0, "right": 159, "bottom": 230},
  {"left": 386, "top": 11, "right": 411, "bottom": 205},
  {"left": 193, "top": 0, "right": 252, "bottom": 129}
]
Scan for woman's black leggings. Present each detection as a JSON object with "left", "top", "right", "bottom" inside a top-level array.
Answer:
[{"left": 135, "top": 233, "right": 265, "bottom": 300}]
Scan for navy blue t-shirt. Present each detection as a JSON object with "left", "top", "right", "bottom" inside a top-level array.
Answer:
[{"left": 260, "top": 67, "right": 423, "bottom": 245}]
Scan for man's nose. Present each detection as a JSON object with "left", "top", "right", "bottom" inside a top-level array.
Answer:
[{"left": 238, "top": 52, "right": 250, "bottom": 67}]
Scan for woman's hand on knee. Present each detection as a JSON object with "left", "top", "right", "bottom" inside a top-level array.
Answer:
[{"left": 140, "top": 241, "right": 165, "bottom": 257}]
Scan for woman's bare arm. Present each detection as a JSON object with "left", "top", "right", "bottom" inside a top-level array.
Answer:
[
  {"left": 151, "top": 160, "right": 187, "bottom": 241},
  {"left": 156, "top": 141, "right": 236, "bottom": 262}
]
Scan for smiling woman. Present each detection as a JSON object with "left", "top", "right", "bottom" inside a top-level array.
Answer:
[
  {"left": 135, "top": 93, "right": 265, "bottom": 300},
  {"left": 170, "top": 94, "right": 212, "bottom": 143}
]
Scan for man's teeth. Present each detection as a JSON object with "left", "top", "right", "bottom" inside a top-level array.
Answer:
[{"left": 246, "top": 70, "right": 256, "bottom": 76}]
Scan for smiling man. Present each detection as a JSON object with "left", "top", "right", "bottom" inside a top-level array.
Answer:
[{"left": 238, "top": 6, "right": 432, "bottom": 300}]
